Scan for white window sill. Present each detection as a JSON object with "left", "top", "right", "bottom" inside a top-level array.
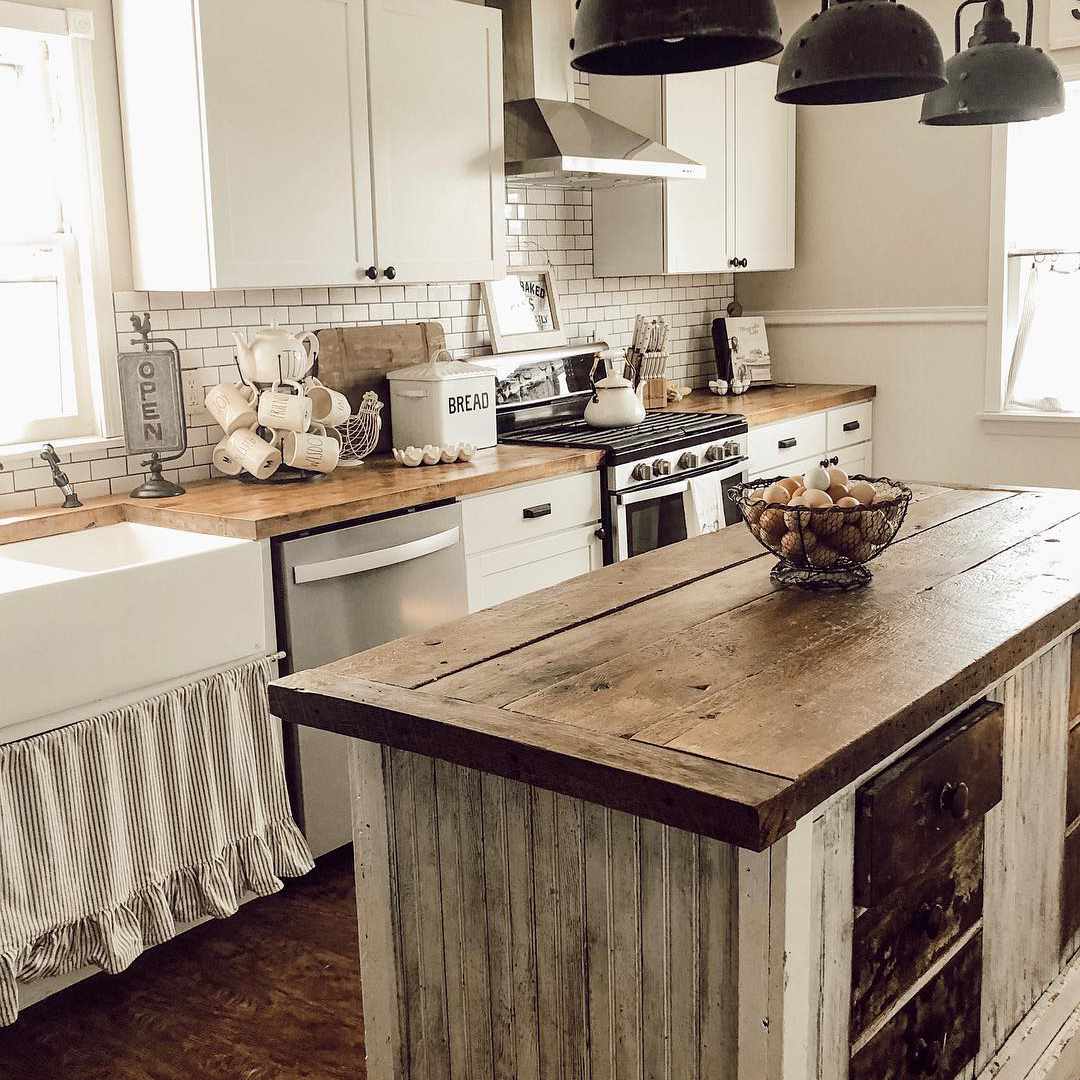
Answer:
[
  {"left": 978, "top": 410, "right": 1080, "bottom": 437},
  {"left": 0, "top": 433, "right": 125, "bottom": 468}
]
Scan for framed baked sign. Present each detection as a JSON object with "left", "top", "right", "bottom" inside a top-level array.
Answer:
[
  {"left": 482, "top": 266, "right": 568, "bottom": 353},
  {"left": 118, "top": 348, "right": 186, "bottom": 456}
]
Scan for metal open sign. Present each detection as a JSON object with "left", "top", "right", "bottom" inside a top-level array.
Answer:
[{"left": 118, "top": 349, "right": 185, "bottom": 456}]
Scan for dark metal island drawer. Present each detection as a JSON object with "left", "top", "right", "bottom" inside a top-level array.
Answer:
[
  {"left": 854, "top": 700, "right": 1003, "bottom": 907},
  {"left": 850, "top": 930, "right": 982, "bottom": 1080},
  {"left": 851, "top": 823, "right": 984, "bottom": 1041}
]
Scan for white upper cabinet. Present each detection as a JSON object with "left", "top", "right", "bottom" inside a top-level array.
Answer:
[
  {"left": 114, "top": 0, "right": 504, "bottom": 291},
  {"left": 591, "top": 62, "right": 794, "bottom": 277}
]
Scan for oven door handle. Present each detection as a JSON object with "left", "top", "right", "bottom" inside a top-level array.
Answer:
[{"left": 615, "top": 458, "right": 748, "bottom": 505}]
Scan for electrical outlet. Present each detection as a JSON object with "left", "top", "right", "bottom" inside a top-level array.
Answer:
[{"left": 181, "top": 371, "right": 204, "bottom": 408}]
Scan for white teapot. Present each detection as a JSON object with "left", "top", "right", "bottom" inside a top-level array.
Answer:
[
  {"left": 233, "top": 323, "right": 319, "bottom": 385},
  {"left": 584, "top": 370, "right": 646, "bottom": 429}
]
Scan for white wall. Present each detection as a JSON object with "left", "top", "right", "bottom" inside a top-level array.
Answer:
[{"left": 740, "top": 0, "right": 1080, "bottom": 488}]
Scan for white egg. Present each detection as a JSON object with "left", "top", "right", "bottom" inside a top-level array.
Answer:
[{"left": 803, "top": 465, "right": 832, "bottom": 492}]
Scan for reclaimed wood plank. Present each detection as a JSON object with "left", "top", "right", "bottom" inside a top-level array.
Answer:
[
  {"left": 608, "top": 810, "right": 642, "bottom": 1080},
  {"left": 698, "top": 837, "right": 739, "bottom": 1080},
  {"left": 506, "top": 488, "right": 1031, "bottom": 733},
  {"left": 979, "top": 641, "right": 1070, "bottom": 1071},
  {"left": 349, "top": 742, "right": 406, "bottom": 1080},
  {"left": 270, "top": 671, "right": 793, "bottom": 851},
  {"left": 667, "top": 825, "right": 700, "bottom": 1080},
  {"left": 554, "top": 795, "right": 587, "bottom": 1080},
  {"left": 339, "top": 483, "right": 961, "bottom": 692},
  {"left": 530, "top": 787, "right": 561, "bottom": 1080},
  {"left": 641, "top": 512, "right": 1080, "bottom": 798},
  {"left": 640, "top": 817, "right": 670, "bottom": 1080},
  {"left": 583, "top": 804, "right": 615, "bottom": 1080}
]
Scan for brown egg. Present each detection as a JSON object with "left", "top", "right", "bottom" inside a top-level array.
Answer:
[
  {"left": 835, "top": 496, "right": 860, "bottom": 508},
  {"left": 826, "top": 482, "right": 850, "bottom": 503},
  {"left": 761, "top": 483, "right": 790, "bottom": 505},
  {"left": 862, "top": 511, "right": 892, "bottom": 545},
  {"left": 759, "top": 508, "right": 787, "bottom": 538},
  {"left": 833, "top": 523, "right": 864, "bottom": 557},
  {"left": 809, "top": 544, "right": 839, "bottom": 569},
  {"left": 815, "top": 507, "right": 845, "bottom": 539},
  {"left": 827, "top": 466, "right": 849, "bottom": 488},
  {"left": 778, "top": 476, "right": 803, "bottom": 496},
  {"left": 802, "top": 489, "right": 833, "bottom": 509},
  {"left": 781, "top": 528, "right": 817, "bottom": 561},
  {"left": 849, "top": 480, "right": 877, "bottom": 506},
  {"left": 793, "top": 485, "right": 807, "bottom": 498}
]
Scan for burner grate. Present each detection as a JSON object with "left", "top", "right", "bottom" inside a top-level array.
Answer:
[{"left": 503, "top": 410, "right": 747, "bottom": 460}]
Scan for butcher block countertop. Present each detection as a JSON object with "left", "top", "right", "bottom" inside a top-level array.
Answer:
[
  {"left": 0, "top": 444, "right": 605, "bottom": 545},
  {"left": 664, "top": 382, "right": 876, "bottom": 426},
  {"left": 271, "top": 483, "right": 1080, "bottom": 851}
]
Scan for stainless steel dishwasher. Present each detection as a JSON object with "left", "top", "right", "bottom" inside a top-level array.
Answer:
[{"left": 274, "top": 501, "right": 467, "bottom": 856}]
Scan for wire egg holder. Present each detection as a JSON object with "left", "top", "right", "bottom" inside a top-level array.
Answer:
[
  {"left": 730, "top": 476, "right": 912, "bottom": 591},
  {"left": 334, "top": 391, "right": 384, "bottom": 467}
]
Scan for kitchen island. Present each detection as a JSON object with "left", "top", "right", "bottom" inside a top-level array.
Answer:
[{"left": 270, "top": 483, "right": 1080, "bottom": 1080}]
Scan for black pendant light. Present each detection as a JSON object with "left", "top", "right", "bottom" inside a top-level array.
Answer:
[
  {"left": 920, "top": 0, "right": 1064, "bottom": 125},
  {"left": 570, "top": 0, "right": 783, "bottom": 76},
  {"left": 775, "top": 0, "right": 946, "bottom": 105}
]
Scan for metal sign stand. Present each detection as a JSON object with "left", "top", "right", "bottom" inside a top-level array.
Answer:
[{"left": 126, "top": 313, "right": 188, "bottom": 499}]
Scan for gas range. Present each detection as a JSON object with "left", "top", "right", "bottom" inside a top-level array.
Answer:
[
  {"left": 489, "top": 343, "right": 748, "bottom": 563},
  {"left": 502, "top": 409, "right": 748, "bottom": 493}
]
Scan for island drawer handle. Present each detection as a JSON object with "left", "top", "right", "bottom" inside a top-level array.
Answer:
[
  {"left": 778, "top": 437, "right": 797, "bottom": 449},
  {"left": 939, "top": 780, "right": 971, "bottom": 821},
  {"left": 523, "top": 503, "right": 552, "bottom": 519},
  {"left": 843, "top": 420, "right": 861, "bottom": 432},
  {"left": 293, "top": 527, "right": 460, "bottom": 584}
]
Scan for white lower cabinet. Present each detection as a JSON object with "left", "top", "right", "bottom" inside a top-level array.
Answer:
[
  {"left": 748, "top": 402, "right": 874, "bottom": 482},
  {"left": 461, "top": 472, "right": 603, "bottom": 612}
]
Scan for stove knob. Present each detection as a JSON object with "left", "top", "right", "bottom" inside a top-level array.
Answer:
[
  {"left": 725, "top": 440, "right": 742, "bottom": 458},
  {"left": 704, "top": 444, "right": 725, "bottom": 463},
  {"left": 652, "top": 458, "right": 672, "bottom": 476},
  {"left": 631, "top": 462, "right": 653, "bottom": 482},
  {"left": 677, "top": 451, "right": 699, "bottom": 471}
]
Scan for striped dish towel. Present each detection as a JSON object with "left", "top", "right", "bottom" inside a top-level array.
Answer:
[{"left": 0, "top": 655, "right": 314, "bottom": 1026}]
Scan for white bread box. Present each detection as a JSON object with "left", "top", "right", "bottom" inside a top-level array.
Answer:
[{"left": 387, "top": 354, "right": 497, "bottom": 449}]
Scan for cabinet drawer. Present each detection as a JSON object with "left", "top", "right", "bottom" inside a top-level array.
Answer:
[
  {"left": 828, "top": 402, "right": 873, "bottom": 450},
  {"left": 461, "top": 472, "right": 601, "bottom": 556},
  {"left": 466, "top": 525, "right": 601, "bottom": 611},
  {"left": 854, "top": 700, "right": 1003, "bottom": 907},
  {"left": 850, "top": 930, "right": 982, "bottom": 1080},
  {"left": 851, "top": 824, "right": 983, "bottom": 1041},
  {"left": 748, "top": 412, "right": 827, "bottom": 475}
]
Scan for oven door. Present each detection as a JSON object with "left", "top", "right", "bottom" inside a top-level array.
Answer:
[{"left": 610, "top": 459, "right": 747, "bottom": 562}]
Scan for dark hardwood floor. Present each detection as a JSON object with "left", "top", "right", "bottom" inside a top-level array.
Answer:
[{"left": 0, "top": 848, "right": 365, "bottom": 1080}]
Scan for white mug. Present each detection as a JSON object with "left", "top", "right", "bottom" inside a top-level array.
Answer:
[
  {"left": 219, "top": 426, "right": 282, "bottom": 480},
  {"left": 257, "top": 380, "right": 312, "bottom": 433},
  {"left": 205, "top": 382, "right": 258, "bottom": 435},
  {"left": 212, "top": 436, "right": 244, "bottom": 476},
  {"left": 283, "top": 422, "right": 340, "bottom": 474},
  {"left": 305, "top": 378, "right": 351, "bottom": 429}
]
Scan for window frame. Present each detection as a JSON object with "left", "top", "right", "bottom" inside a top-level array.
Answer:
[
  {"left": 0, "top": 2, "right": 119, "bottom": 454},
  {"left": 983, "top": 63, "right": 1080, "bottom": 433}
]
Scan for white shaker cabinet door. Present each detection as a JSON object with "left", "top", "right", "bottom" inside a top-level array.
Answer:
[
  {"left": 197, "top": 0, "right": 376, "bottom": 288},
  {"left": 365, "top": 0, "right": 505, "bottom": 283},
  {"left": 732, "top": 61, "right": 795, "bottom": 273},
  {"left": 664, "top": 68, "right": 733, "bottom": 274}
]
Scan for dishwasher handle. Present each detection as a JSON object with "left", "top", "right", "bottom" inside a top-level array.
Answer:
[{"left": 293, "top": 526, "right": 461, "bottom": 584}]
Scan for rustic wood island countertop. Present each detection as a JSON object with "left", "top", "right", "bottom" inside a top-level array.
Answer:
[{"left": 271, "top": 483, "right": 1080, "bottom": 851}]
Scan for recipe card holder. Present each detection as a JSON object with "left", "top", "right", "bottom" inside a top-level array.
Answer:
[{"left": 118, "top": 313, "right": 188, "bottom": 498}]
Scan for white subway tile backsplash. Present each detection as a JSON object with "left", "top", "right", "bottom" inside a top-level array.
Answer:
[{"left": 13, "top": 165, "right": 734, "bottom": 503}]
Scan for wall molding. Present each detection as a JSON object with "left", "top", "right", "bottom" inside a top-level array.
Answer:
[{"left": 753, "top": 306, "right": 989, "bottom": 327}]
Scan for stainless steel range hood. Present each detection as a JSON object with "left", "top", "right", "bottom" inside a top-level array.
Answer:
[{"left": 489, "top": 0, "right": 705, "bottom": 189}]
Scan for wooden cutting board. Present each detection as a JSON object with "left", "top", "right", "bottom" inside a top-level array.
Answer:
[{"left": 314, "top": 322, "right": 446, "bottom": 452}]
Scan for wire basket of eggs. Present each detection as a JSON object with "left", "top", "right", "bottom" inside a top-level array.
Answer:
[{"left": 730, "top": 463, "right": 912, "bottom": 591}]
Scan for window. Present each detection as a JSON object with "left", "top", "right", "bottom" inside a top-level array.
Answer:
[
  {"left": 999, "top": 81, "right": 1080, "bottom": 414},
  {"left": 0, "top": 8, "right": 114, "bottom": 448}
]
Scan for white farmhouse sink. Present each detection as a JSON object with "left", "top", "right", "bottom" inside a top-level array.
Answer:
[{"left": 0, "top": 523, "right": 267, "bottom": 736}]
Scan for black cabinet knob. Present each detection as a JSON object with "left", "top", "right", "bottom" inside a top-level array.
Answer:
[
  {"left": 819, "top": 455, "right": 839, "bottom": 468},
  {"left": 738, "top": 257, "right": 749, "bottom": 268},
  {"left": 728, "top": 257, "right": 738, "bottom": 268},
  {"left": 939, "top": 780, "right": 971, "bottom": 821},
  {"left": 364, "top": 265, "right": 378, "bottom": 280},
  {"left": 383, "top": 266, "right": 397, "bottom": 280},
  {"left": 594, "top": 526, "right": 607, "bottom": 540}
]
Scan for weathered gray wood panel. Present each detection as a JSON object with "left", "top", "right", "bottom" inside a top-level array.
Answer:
[
  {"left": 979, "top": 640, "right": 1070, "bottom": 1069},
  {"left": 355, "top": 746, "right": 742, "bottom": 1080}
]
